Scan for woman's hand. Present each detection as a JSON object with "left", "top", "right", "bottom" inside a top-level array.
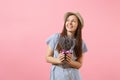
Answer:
[
  {"left": 66, "top": 53, "right": 73, "bottom": 64},
  {"left": 66, "top": 53, "right": 83, "bottom": 69},
  {"left": 57, "top": 53, "right": 65, "bottom": 64}
]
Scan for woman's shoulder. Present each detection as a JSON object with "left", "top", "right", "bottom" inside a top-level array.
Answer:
[
  {"left": 46, "top": 33, "right": 60, "bottom": 42},
  {"left": 82, "top": 39, "right": 88, "bottom": 53},
  {"left": 46, "top": 33, "right": 60, "bottom": 50},
  {"left": 49, "top": 33, "right": 60, "bottom": 39},
  {"left": 53, "top": 32, "right": 60, "bottom": 36}
]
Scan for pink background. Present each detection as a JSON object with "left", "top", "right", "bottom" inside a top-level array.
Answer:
[{"left": 0, "top": 0, "right": 120, "bottom": 80}]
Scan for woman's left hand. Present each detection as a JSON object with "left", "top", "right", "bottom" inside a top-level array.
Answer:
[{"left": 65, "top": 53, "right": 73, "bottom": 64}]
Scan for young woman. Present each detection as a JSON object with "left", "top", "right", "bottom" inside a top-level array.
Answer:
[{"left": 46, "top": 12, "right": 88, "bottom": 80}]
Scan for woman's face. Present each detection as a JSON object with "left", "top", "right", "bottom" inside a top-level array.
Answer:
[{"left": 65, "top": 15, "right": 78, "bottom": 33}]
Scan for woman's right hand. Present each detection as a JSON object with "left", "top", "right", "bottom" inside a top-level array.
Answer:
[{"left": 57, "top": 53, "right": 65, "bottom": 64}]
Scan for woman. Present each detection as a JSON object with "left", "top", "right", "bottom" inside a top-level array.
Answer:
[{"left": 46, "top": 12, "right": 88, "bottom": 80}]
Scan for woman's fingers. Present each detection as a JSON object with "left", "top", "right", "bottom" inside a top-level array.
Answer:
[
  {"left": 58, "top": 53, "right": 73, "bottom": 64},
  {"left": 58, "top": 53, "right": 65, "bottom": 62},
  {"left": 65, "top": 53, "right": 73, "bottom": 63}
]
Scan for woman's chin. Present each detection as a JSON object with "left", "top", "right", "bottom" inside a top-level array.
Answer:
[{"left": 67, "top": 30, "right": 72, "bottom": 32}]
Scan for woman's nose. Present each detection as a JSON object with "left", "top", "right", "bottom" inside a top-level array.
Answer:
[{"left": 69, "top": 21, "right": 72, "bottom": 25}]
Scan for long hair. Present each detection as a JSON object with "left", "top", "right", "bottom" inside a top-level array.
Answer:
[{"left": 57, "top": 13, "right": 83, "bottom": 59}]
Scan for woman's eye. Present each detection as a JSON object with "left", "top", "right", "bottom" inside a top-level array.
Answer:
[
  {"left": 72, "top": 20, "right": 76, "bottom": 22},
  {"left": 66, "top": 19, "right": 77, "bottom": 23}
]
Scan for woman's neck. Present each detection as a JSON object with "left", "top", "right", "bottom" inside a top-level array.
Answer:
[{"left": 67, "top": 31, "right": 75, "bottom": 38}]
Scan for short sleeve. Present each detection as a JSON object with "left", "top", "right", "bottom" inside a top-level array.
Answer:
[
  {"left": 82, "top": 40, "right": 88, "bottom": 53},
  {"left": 46, "top": 33, "right": 59, "bottom": 50}
]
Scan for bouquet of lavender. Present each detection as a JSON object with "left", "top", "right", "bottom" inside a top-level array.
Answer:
[{"left": 58, "top": 36, "right": 76, "bottom": 59}]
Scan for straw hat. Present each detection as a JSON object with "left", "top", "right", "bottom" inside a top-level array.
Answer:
[{"left": 64, "top": 12, "right": 84, "bottom": 28}]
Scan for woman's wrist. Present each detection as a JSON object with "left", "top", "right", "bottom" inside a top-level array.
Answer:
[{"left": 68, "top": 60, "right": 81, "bottom": 69}]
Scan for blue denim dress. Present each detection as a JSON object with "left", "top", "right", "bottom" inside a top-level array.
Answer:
[{"left": 46, "top": 33, "right": 88, "bottom": 80}]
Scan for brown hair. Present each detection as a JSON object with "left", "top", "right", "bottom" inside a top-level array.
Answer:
[{"left": 57, "top": 12, "right": 84, "bottom": 59}]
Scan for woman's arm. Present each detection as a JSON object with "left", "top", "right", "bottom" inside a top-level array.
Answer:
[
  {"left": 66, "top": 54, "right": 84, "bottom": 69},
  {"left": 46, "top": 45, "right": 65, "bottom": 65}
]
